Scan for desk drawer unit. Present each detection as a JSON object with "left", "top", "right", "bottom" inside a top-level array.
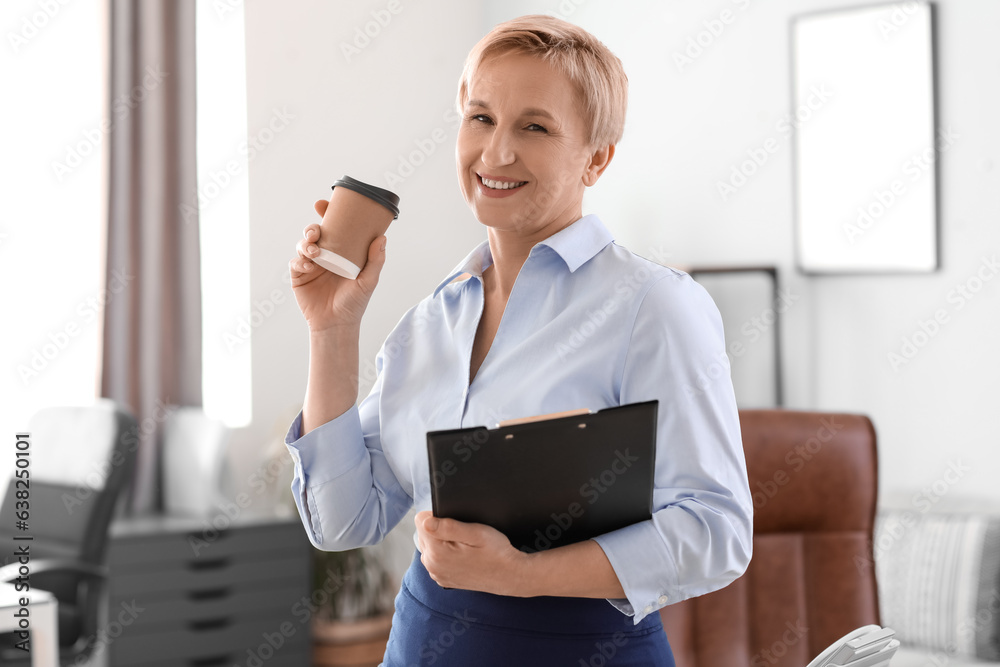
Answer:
[{"left": 107, "top": 515, "right": 312, "bottom": 667}]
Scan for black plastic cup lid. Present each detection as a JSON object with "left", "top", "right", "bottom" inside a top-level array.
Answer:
[{"left": 331, "top": 175, "right": 400, "bottom": 219}]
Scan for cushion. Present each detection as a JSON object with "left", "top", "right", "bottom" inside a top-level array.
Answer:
[{"left": 874, "top": 509, "right": 1000, "bottom": 660}]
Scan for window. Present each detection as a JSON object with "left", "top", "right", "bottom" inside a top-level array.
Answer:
[
  {"left": 195, "top": 0, "right": 252, "bottom": 427},
  {"left": 0, "top": 0, "right": 252, "bottom": 501},
  {"left": 0, "top": 0, "right": 106, "bottom": 494}
]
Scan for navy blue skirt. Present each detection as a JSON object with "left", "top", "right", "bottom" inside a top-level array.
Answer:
[{"left": 381, "top": 551, "right": 675, "bottom": 666}]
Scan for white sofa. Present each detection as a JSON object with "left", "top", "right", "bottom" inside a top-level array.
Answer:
[
  {"left": 875, "top": 493, "right": 1000, "bottom": 667},
  {"left": 893, "top": 646, "right": 995, "bottom": 666}
]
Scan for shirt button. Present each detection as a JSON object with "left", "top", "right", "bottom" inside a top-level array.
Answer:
[
  {"left": 658, "top": 595, "right": 668, "bottom": 605},
  {"left": 643, "top": 604, "right": 654, "bottom": 614}
]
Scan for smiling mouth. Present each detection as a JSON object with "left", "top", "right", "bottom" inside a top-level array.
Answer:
[{"left": 479, "top": 175, "right": 528, "bottom": 191}]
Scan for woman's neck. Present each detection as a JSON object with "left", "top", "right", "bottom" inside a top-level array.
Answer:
[
  {"left": 482, "top": 235, "right": 529, "bottom": 300},
  {"left": 483, "top": 212, "right": 582, "bottom": 299}
]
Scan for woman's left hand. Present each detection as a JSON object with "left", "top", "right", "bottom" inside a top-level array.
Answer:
[{"left": 414, "top": 511, "right": 531, "bottom": 597}]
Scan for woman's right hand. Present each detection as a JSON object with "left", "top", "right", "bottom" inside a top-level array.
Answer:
[{"left": 289, "top": 199, "right": 387, "bottom": 333}]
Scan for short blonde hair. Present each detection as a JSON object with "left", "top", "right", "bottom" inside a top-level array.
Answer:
[{"left": 457, "top": 15, "right": 628, "bottom": 147}]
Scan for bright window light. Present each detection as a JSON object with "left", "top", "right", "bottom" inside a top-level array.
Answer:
[
  {"left": 0, "top": 0, "right": 106, "bottom": 494},
  {"left": 195, "top": 0, "right": 252, "bottom": 427}
]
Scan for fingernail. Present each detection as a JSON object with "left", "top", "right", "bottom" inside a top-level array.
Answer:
[
  {"left": 309, "top": 245, "right": 318, "bottom": 255},
  {"left": 426, "top": 517, "right": 439, "bottom": 531},
  {"left": 381, "top": 238, "right": 387, "bottom": 252}
]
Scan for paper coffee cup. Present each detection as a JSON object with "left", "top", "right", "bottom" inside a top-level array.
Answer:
[{"left": 313, "top": 176, "right": 400, "bottom": 279}]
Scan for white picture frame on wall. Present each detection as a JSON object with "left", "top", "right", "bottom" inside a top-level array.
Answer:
[{"left": 792, "top": 2, "right": 939, "bottom": 274}]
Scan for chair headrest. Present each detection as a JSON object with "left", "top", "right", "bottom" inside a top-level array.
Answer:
[
  {"left": 739, "top": 409, "right": 878, "bottom": 534},
  {"left": 27, "top": 399, "right": 133, "bottom": 488}
]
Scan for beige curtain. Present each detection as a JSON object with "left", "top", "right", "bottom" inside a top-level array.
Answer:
[{"left": 102, "top": 0, "right": 201, "bottom": 514}]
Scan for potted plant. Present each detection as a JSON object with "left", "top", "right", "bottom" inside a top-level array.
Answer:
[{"left": 311, "top": 545, "right": 396, "bottom": 667}]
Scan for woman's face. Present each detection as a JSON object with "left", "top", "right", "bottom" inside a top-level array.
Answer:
[{"left": 456, "top": 52, "right": 606, "bottom": 235}]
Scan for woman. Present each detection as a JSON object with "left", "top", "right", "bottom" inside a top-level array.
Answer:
[{"left": 286, "top": 15, "right": 752, "bottom": 666}]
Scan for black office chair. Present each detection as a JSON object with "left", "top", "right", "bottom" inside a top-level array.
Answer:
[{"left": 0, "top": 399, "right": 138, "bottom": 666}]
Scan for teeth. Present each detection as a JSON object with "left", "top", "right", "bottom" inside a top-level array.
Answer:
[{"left": 481, "top": 177, "right": 526, "bottom": 190}]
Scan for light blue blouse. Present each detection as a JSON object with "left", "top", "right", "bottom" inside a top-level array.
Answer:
[{"left": 284, "top": 213, "right": 753, "bottom": 624}]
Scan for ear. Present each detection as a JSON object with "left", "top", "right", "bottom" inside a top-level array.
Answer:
[{"left": 582, "top": 144, "right": 615, "bottom": 187}]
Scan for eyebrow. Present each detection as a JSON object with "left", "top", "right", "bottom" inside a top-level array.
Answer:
[{"left": 466, "top": 99, "right": 556, "bottom": 121}]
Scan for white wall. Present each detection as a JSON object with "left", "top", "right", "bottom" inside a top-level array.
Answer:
[{"left": 239, "top": 0, "right": 1000, "bottom": 522}]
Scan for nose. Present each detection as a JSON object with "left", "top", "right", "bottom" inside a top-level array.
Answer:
[{"left": 481, "top": 126, "right": 515, "bottom": 168}]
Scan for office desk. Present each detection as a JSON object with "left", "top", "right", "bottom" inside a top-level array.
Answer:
[
  {"left": 107, "top": 513, "right": 311, "bottom": 666},
  {"left": 0, "top": 582, "right": 59, "bottom": 667}
]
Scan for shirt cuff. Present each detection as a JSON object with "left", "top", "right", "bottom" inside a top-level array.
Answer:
[
  {"left": 284, "top": 406, "right": 368, "bottom": 547},
  {"left": 593, "top": 521, "right": 679, "bottom": 625},
  {"left": 284, "top": 406, "right": 367, "bottom": 487}
]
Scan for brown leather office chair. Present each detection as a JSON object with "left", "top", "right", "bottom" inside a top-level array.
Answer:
[{"left": 661, "top": 410, "right": 880, "bottom": 667}]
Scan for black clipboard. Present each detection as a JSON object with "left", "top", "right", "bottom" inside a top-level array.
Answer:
[{"left": 426, "top": 400, "right": 657, "bottom": 552}]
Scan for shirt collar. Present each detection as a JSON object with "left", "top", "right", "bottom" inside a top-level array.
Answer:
[
  {"left": 432, "top": 214, "right": 614, "bottom": 298},
  {"left": 536, "top": 214, "right": 615, "bottom": 273},
  {"left": 431, "top": 240, "right": 493, "bottom": 298}
]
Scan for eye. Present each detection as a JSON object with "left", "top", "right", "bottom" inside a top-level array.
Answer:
[
  {"left": 525, "top": 123, "right": 548, "bottom": 133},
  {"left": 467, "top": 113, "right": 493, "bottom": 125}
]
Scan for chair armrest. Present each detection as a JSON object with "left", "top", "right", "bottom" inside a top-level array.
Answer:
[
  {"left": 0, "top": 558, "right": 108, "bottom": 584},
  {"left": 1, "top": 559, "right": 110, "bottom": 662}
]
